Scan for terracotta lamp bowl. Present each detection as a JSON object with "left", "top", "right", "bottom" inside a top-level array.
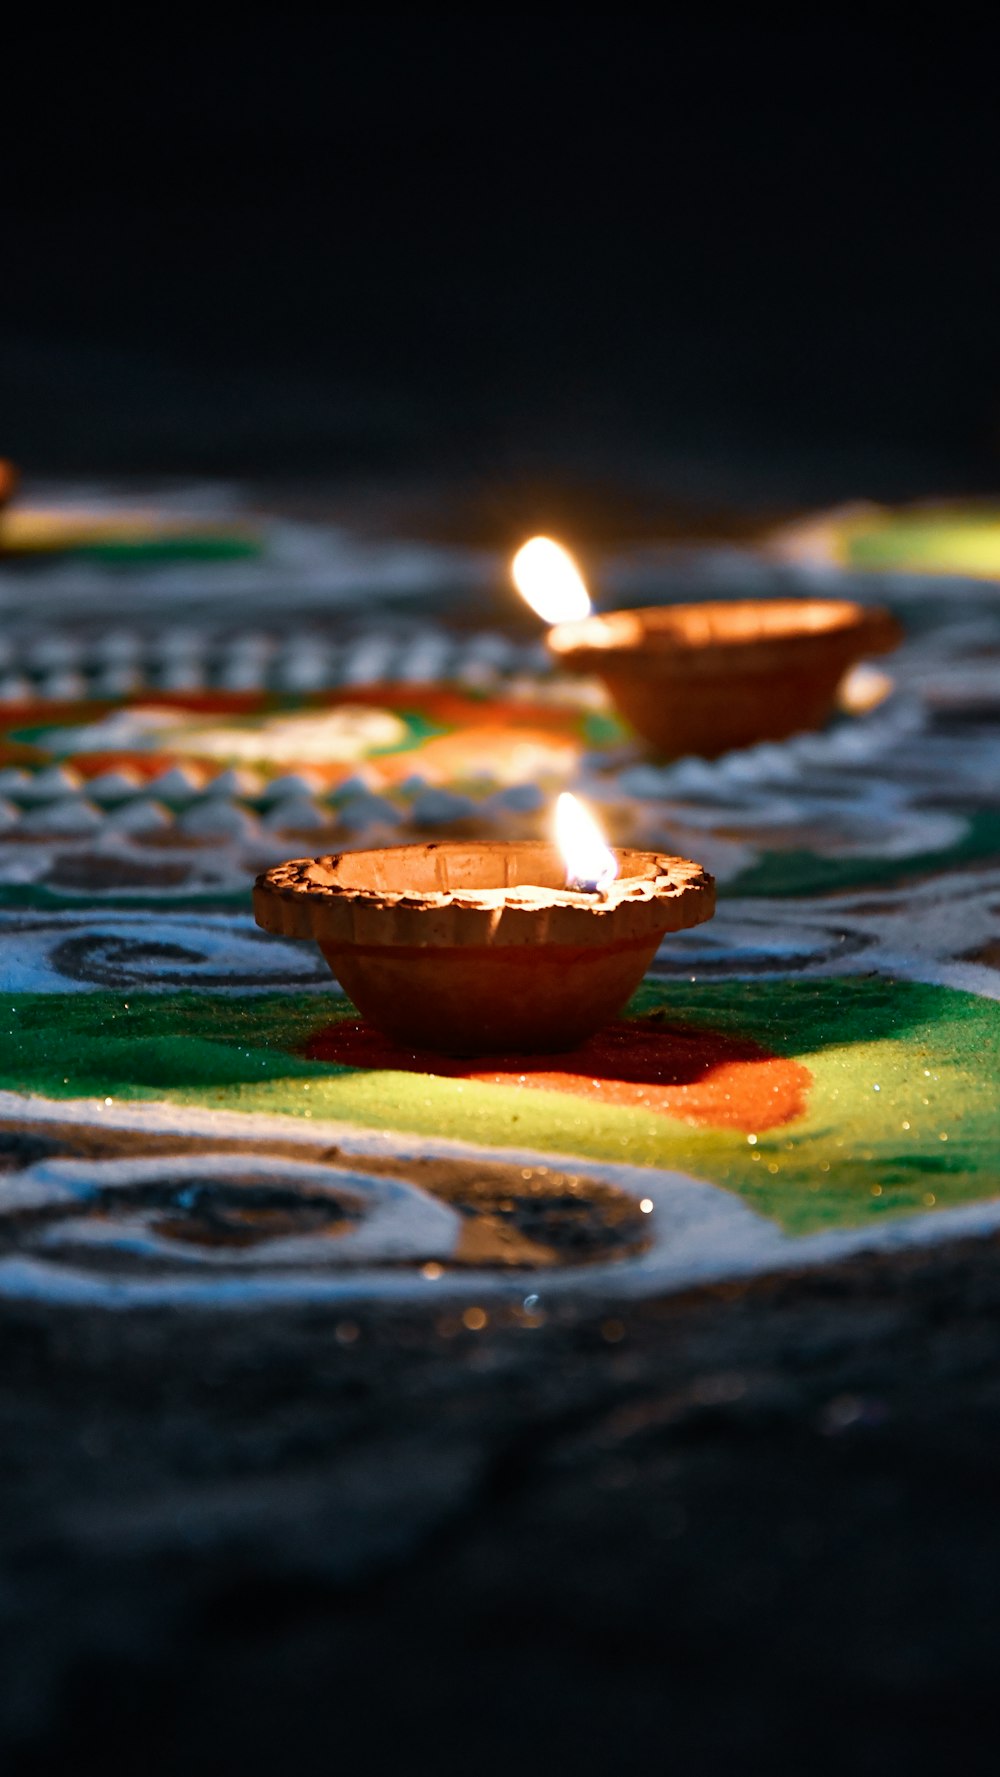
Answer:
[
  {"left": 254, "top": 841, "right": 715, "bottom": 1055},
  {"left": 0, "top": 460, "right": 18, "bottom": 514},
  {"left": 547, "top": 598, "right": 902, "bottom": 760}
]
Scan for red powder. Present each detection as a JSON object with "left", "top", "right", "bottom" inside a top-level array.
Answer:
[{"left": 303, "top": 1017, "right": 812, "bottom": 1132}]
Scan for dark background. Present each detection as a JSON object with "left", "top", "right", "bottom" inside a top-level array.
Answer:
[{"left": 5, "top": 20, "right": 1000, "bottom": 512}]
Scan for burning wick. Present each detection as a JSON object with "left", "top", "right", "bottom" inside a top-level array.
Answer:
[
  {"left": 555, "top": 792, "right": 619, "bottom": 898},
  {"left": 512, "top": 536, "right": 592, "bottom": 624}
]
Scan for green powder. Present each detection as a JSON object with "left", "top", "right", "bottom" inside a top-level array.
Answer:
[{"left": 2, "top": 976, "right": 997, "bottom": 1237}]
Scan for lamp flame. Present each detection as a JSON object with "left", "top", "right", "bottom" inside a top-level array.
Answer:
[
  {"left": 555, "top": 792, "right": 618, "bottom": 896},
  {"left": 511, "top": 536, "right": 592, "bottom": 625}
]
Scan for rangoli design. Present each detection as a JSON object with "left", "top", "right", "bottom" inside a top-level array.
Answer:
[{"left": 0, "top": 486, "right": 998, "bottom": 1306}]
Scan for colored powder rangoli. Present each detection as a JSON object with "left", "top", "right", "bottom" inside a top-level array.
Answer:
[{"left": 302, "top": 1017, "right": 812, "bottom": 1133}]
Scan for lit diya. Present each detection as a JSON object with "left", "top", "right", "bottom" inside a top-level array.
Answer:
[
  {"left": 253, "top": 793, "right": 715, "bottom": 1055},
  {"left": 0, "top": 459, "right": 17, "bottom": 512},
  {"left": 512, "top": 536, "right": 901, "bottom": 759}
]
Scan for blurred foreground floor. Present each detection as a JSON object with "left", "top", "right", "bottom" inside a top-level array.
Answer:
[{"left": 4, "top": 1233, "right": 1000, "bottom": 1776}]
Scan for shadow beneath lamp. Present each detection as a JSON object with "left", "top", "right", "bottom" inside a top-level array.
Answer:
[{"left": 302, "top": 1016, "right": 813, "bottom": 1135}]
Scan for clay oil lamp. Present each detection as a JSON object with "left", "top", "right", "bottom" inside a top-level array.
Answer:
[
  {"left": 253, "top": 793, "right": 715, "bottom": 1055},
  {"left": 0, "top": 459, "right": 17, "bottom": 516},
  {"left": 512, "top": 537, "right": 902, "bottom": 760}
]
